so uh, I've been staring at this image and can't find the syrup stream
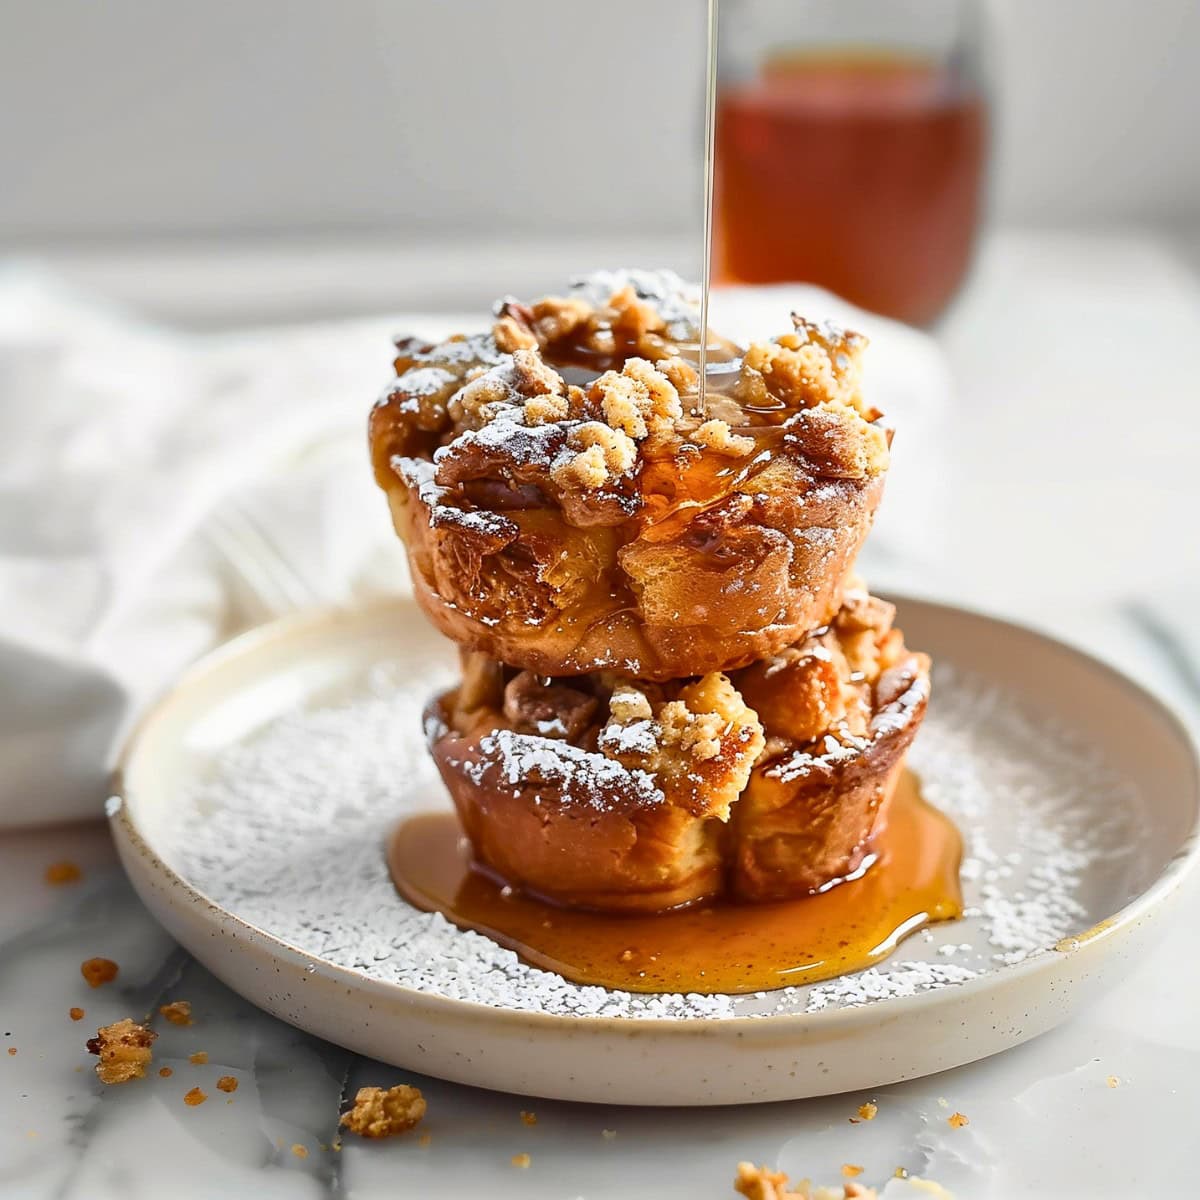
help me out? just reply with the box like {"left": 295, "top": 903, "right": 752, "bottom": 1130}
{"left": 696, "top": 0, "right": 720, "bottom": 417}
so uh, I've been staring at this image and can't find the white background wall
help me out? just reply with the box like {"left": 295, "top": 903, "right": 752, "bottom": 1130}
{"left": 2, "top": 0, "right": 1197, "bottom": 247}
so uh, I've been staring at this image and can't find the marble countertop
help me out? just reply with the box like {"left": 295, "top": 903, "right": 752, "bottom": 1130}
{"left": 4, "top": 229, "right": 1200, "bottom": 1198}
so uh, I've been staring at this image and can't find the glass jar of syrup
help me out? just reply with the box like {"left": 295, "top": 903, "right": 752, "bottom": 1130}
{"left": 714, "top": 0, "right": 990, "bottom": 325}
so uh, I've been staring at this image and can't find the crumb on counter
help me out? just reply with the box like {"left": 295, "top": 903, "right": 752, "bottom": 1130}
{"left": 86, "top": 1018, "right": 157, "bottom": 1084}
{"left": 216, "top": 1075, "right": 238, "bottom": 1093}
{"left": 292, "top": 1144, "right": 308, "bottom": 1159}
{"left": 601, "top": 1128, "right": 617, "bottom": 1140}
{"left": 184, "top": 1086, "right": 207, "bottom": 1106}
{"left": 69, "top": 1007, "right": 85, "bottom": 1022}
{"left": 734, "top": 1161, "right": 879, "bottom": 1200}
{"left": 80, "top": 958, "right": 119, "bottom": 988}
{"left": 842, "top": 1164, "right": 863, "bottom": 1178}
{"left": 511, "top": 1153, "right": 531, "bottom": 1169}
{"left": 45, "top": 861, "right": 82, "bottom": 885}
{"left": 339, "top": 1084, "right": 427, "bottom": 1139}
{"left": 188, "top": 1051, "right": 208, "bottom": 1065}
{"left": 856, "top": 1102, "right": 877, "bottom": 1121}
{"left": 1106, "top": 1075, "right": 1120, "bottom": 1089}
{"left": 7, "top": 1047, "right": 16, "bottom": 1056}
{"left": 947, "top": 1111, "right": 969, "bottom": 1129}
{"left": 159, "top": 1066, "right": 173, "bottom": 1078}
{"left": 159, "top": 1000, "right": 193, "bottom": 1026}
{"left": 520, "top": 1110, "right": 537, "bottom": 1126}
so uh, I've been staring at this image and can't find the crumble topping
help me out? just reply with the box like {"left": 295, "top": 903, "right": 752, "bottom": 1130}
{"left": 340, "top": 1084, "right": 427, "bottom": 1138}
{"left": 550, "top": 420, "right": 637, "bottom": 489}
{"left": 592, "top": 356, "right": 683, "bottom": 439}
{"left": 80, "top": 958, "right": 118, "bottom": 988}
{"left": 86, "top": 1018, "right": 156, "bottom": 1084}
{"left": 692, "top": 418, "right": 755, "bottom": 456}
{"left": 742, "top": 316, "right": 871, "bottom": 416}
{"left": 598, "top": 672, "right": 765, "bottom": 818}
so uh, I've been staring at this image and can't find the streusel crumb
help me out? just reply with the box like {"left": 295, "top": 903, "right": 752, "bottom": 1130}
{"left": 523, "top": 391, "right": 571, "bottom": 426}
{"left": 602, "top": 672, "right": 765, "bottom": 818}
{"left": 551, "top": 421, "right": 637, "bottom": 489}
{"left": 80, "top": 958, "right": 119, "bottom": 988}
{"left": 692, "top": 419, "right": 754, "bottom": 456}
{"left": 510, "top": 348, "right": 564, "bottom": 398}
{"left": 658, "top": 700, "right": 726, "bottom": 762}
{"left": 590, "top": 357, "right": 682, "bottom": 440}
{"left": 492, "top": 314, "right": 539, "bottom": 353}
{"left": 44, "top": 861, "right": 82, "bottom": 885}
{"left": 340, "top": 1084, "right": 427, "bottom": 1139}
{"left": 607, "top": 685, "right": 653, "bottom": 724}
{"left": 734, "top": 1161, "right": 877, "bottom": 1200}
{"left": 159, "top": 1000, "right": 193, "bottom": 1026}
{"left": 184, "top": 1087, "right": 207, "bottom": 1106}
{"left": 86, "top": 1018, "right": 157, "bottom": 1084}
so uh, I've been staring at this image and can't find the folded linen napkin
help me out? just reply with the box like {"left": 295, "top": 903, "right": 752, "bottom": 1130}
{"left": 0, "top": 270, "right": 951, "bottom": 827}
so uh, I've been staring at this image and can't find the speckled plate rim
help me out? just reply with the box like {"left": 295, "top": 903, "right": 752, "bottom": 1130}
{"left": 108, "top": 596, "right": 1200, "bottom": 1103}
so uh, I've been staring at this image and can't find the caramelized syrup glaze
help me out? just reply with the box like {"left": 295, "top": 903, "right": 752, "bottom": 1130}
{"left": 387, "top": 770, "right": 962, "bottom": 995}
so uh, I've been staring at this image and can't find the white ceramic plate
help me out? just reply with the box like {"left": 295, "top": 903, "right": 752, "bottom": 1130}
{"left": 110, "top": 597, "right": 1199, "bottom": 1106}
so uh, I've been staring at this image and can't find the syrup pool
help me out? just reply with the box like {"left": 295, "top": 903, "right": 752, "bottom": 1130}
{"left": 387, "top": 771, "right": 962, "bottom": 995}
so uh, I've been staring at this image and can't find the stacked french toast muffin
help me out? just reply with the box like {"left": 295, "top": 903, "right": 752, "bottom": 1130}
{"left": 370, "top": 272, "right": 930, "bottom": 912}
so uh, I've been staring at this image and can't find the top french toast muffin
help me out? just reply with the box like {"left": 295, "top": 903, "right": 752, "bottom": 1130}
{"left": 369, "top": 271, "right": 890, "bottom": 681}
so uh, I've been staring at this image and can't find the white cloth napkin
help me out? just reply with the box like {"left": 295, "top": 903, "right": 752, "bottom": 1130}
{"left": 0, "top": 270, "right": 952, "bottom": 828}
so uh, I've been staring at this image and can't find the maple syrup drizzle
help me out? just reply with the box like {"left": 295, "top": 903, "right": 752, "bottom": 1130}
{"left": 387, "top": 771, "right": 962, "bottom": 996}
{"left": 697, "top": 0, "right": 720, "bottom": 418}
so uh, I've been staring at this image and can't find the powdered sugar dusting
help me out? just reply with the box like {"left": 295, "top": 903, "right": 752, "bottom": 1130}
{"left": 460, "top": 728, "right": 664, "bottom": 811}
{"left": 167, "top": 659, "right": 1145, "bottom": 1021}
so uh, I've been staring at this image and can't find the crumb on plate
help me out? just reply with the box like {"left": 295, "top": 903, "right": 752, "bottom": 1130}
{"left": 184, "top": 1087, "right": 207, "bottom": 1106}
{"left": 217, "top": 1075, "right": 238, "bottom": 1093}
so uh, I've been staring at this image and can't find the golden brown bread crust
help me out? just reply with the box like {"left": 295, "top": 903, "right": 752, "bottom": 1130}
{"left": 425, "top": 587, "right": 929, "bottom": 911}
{"left": 371, "top": 275, "right": 890, "bottom": 681}
{"left": 730, "top": 653, "right": 930, "bottom": 901}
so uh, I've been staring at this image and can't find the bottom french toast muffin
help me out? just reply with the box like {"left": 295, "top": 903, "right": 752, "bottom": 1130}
{"left": 425, "top": 584, "right": 930, "bottom": 912}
